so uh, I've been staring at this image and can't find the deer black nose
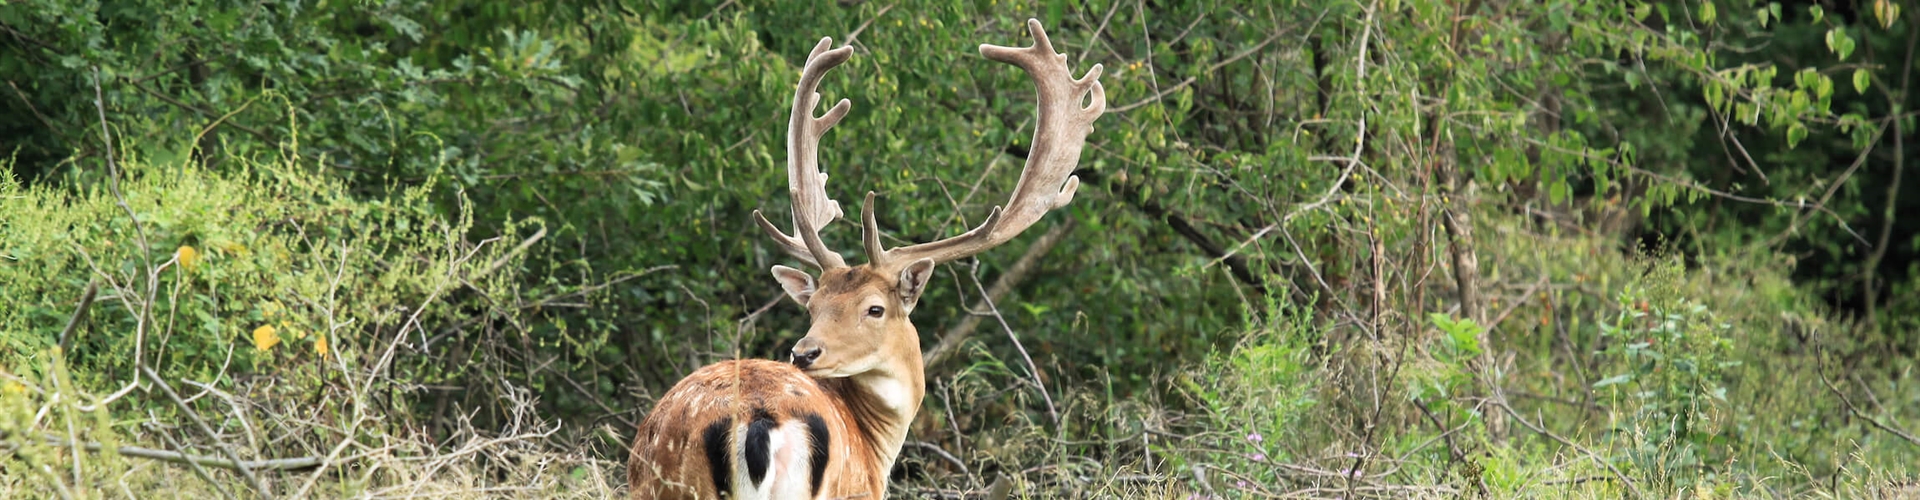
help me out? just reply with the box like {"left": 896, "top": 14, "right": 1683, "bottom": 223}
{"left": 791, "top": 347, "right": 823, "bottom": 368}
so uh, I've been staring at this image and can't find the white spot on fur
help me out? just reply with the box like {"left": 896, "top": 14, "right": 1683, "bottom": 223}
{"left": 860, "top": 374, "right": 915, "bottom": 416}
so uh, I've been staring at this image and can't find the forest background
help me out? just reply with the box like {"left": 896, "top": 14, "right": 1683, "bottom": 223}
{"left": 2, "top": 0, "right": 1919, "bottom": 497}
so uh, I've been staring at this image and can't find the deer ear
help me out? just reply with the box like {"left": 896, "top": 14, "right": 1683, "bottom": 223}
{"left": 771, "top": 265, "right": 817, "bottom": 306}
{"left": 896, "top": 259, "right": 937, "bottom": 312}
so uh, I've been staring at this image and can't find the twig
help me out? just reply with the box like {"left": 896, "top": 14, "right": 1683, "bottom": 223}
{"left": 1078, "top": 167, "right": 1270, "bottom": 295}
{"left": 91, "top": 67, "right": 155, "bottom": 370}
{"left": 37, "top": 463, "right": 77, "bottom": 500}
{"left": 1863, "top": 21, "right": 1917, "bottom": 326}
{"left": 1820, "top": 373, "right": 1920, "bottom": 446}
{"left": 8, "top": 80, "right": 68, "bottom": 147}
{"left": 1077, "top": 0, "right": 1123, "bottom": 65}
{"left": 57, "top": 282, "right": 98, "bottom": 354}
{"left": 925, "top": 219, "right": 1076, "bottom": 369}
{"left": 1484, "top": 275, "right": 1549, "bottom": 335}
{"left": 906, "top": 441, "right": 973, "bottom": 482}
{"left": 1109, "top": 77, "right": 1196, "bottom": 113}
{"left": 142, "top": 367, "right": 273, "bottom": 499}
{"left": 1110, "top": 31, "right": 1284, "bottom": 114}
{"left": 1190, "top": 465, "right": 1219, "bottom": 498}
{"left": 122, "top": 77, "right": 274, "bottom": 144}
{"left": 1490, "top": 393, "right": 1640, "bottom": 498}
{"left": 143, "top": 423, "right": 236, "bottom": 500}
{"left": 963, "top": 259, "right": 1059, "bottom": 431}
{"left": 1545, "top": 476, "right": 1617, "bottom": 486}
{"left": 474, "top": 226, "right": 546, "bottom": 280}
{"left": 428, "top": 264, "right": 679, "bottom": 347}
{"left": 844, "top": 4, "right": 897, "bottom": 48}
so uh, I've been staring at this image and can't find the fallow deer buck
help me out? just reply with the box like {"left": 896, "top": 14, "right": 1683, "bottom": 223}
{"left": 627, "top": 19, "right": 1104, "bottom": 500}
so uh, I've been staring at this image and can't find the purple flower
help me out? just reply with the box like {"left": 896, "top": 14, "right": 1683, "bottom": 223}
{"left": 1236, "top": 480, "right": 1249, "bottom": 488}
{"left": 1246, "top": 432, "right": 1264, "bottom": 443}
{"left": 1251, "top": 452, "right": 1266, "bottom": 462}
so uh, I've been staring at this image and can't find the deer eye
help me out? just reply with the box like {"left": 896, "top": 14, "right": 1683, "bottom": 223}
{"left": 866, "top": 306, "right": 885, "bottom": 318}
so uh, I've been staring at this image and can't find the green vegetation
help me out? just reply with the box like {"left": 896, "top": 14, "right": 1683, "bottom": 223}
{"left": 2, "top": 0, "right": 1917, "bottom": 497}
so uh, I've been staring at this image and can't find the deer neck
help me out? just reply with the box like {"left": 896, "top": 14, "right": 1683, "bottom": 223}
{"left": 842, "top": 328, "right": 924, "bottom": 474}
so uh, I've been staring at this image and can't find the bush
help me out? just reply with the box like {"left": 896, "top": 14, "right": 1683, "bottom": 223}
{"left": 0, "top": 153, "right": 622, "bottom": 496}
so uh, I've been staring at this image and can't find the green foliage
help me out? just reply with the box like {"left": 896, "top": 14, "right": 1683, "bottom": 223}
{"left": 1172, "top": 300, "right": 1321, "bottom": 493}
{"left": 1, "top": 157, "right": 457, "bottom": 379}
{"left": 4, "top": 0, "right": 1920, "bottom": 497}
{"left": 1429, "top": 313, "right": 1484, "bottom": 359}
{"left": 1591, "top": 261, "right": 1740, "bottom": 489}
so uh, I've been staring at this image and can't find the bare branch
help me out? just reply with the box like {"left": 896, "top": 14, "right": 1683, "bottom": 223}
{"left": 142, "top": 366, "right": 273, "bottom": 499}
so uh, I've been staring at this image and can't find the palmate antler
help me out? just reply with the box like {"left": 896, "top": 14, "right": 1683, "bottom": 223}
{"left": 754, "top": 37, "right": 855, "bottom": 270}
{"left": 864, "top": 20, "right": 1105, "bottom": 271}
{"left": 759, "top": 20, "right": 1105, "bottom": 272}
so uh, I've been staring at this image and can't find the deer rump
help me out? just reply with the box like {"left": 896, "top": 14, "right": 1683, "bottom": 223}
{"left": 628, "top": 360, "right": 844, "bottom": 500}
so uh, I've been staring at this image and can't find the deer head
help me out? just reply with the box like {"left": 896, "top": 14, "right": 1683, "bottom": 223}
{"left": 755, "top": 19, "right": 1105, "bottom": 382}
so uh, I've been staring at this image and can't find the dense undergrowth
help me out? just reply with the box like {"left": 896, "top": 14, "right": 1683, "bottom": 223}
{"left": 6, "top": 0, "right": 1920, "bottom": 498}
{"left": 4, "top": 148, "right": 1919, "bottom": 498}
{"left": 886, "top": 209, "right": 1920, "bottom": 498}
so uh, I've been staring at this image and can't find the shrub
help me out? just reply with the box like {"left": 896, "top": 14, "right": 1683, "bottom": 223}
{"left": 0, "top": 153, "right": 606, "bottom": 495}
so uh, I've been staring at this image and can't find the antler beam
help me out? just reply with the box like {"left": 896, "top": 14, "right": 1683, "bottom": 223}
{"left": 755, "top": 37, "right": 854, "bottom": 270}
{"left": 865, "top": 19, "right": 1105, "bottom": 270}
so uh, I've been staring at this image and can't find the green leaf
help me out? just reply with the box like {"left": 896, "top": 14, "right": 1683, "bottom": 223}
{"left": 1827, "top": 28, "right": 1856, "bottom": 60}
{"left": 1854, "top": 69, "right": 1871, "bottom": 93}
{"left": 1701, "top": 1, "right": 1716, "bottom": 24}
{"left": 1786, "top": 122, "right": 1808, "bottom": 148}
{"left": 1429, "top": 312, "right": 1460, "bottom": 332}
{"left": 1809, "top": 5, "right": 1825, "bottom": 23}
{"left": 1593, "top": 374, "right": 1634, "bottom": 388}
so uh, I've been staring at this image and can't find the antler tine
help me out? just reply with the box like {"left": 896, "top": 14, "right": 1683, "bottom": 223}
{"left": 757, "top": 37, "right": 855, "bottom": 270}
{"left": 866, "top": 19, "right": 1103, "bottom": 269}
{"left": 861, "top": 192, "right": 886, "bottom": 264}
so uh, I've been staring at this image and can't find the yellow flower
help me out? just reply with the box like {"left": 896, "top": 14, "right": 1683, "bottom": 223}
{"left": 177, "top": 246, "right": 198, "bottom": 272}
{"left": 252, "top": 325, "right": 280, "bottom": 352}
{"left": 3, "top": 382, "right": 25, "bottom": 395}
{"left": 315, "top": 333, "right": 329, "bottom": 357}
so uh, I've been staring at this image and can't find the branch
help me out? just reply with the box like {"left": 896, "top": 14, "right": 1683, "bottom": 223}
{"left": 1073, "top": 167, "right": 1270, "bottom": 295}
{"left": 142, "top": 367, "right": 273, "bottom": 499}
{"left": 1, "top": 431, "right": 328, "bottom": 471}
{"left": 925, "top": 219, "right": 1075, "bottom": 369}
{"left": 1490, "top": 394, "right": 1641, "bottom": 498}
{"left": 905, "top": 441, "right": 973, "bottom": 482}
{"left": 1109, "top": 30, "right": 1284, "bottom": 114}
{"left": 975, "top": 270, "right": 1059, "bottom": 430}
{"left": 1862, "top": 19, "right": 1917, "bottom": 327}
{"left": 475, "top": 226, "right": 546, "bottom": 279}
{"left": 57, "top": 282, "right": 97, "bottom": 354}
{"left": 122, "top": 77, "right": 274, "bottom": 145}
{"left": 1821, "top": 373, "right": 1920, "bottom": 446}
{"left": 146, "top": 423, "right": 236, "bottom": 500}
